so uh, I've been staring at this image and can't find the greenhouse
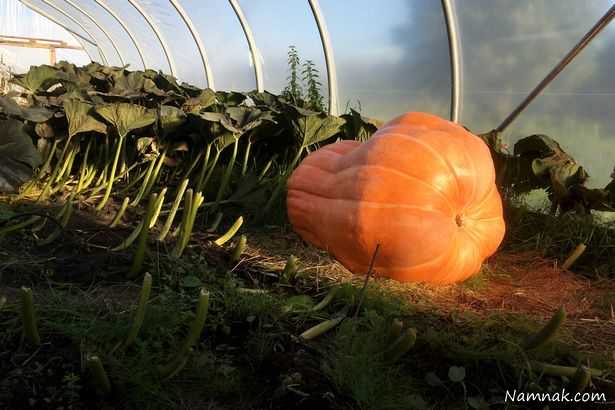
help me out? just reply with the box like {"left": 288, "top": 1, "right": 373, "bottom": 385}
{"left": 1, "top": 0, "right": 615, "bottom": 408}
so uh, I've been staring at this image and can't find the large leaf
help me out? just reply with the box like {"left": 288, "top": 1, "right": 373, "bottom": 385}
{"left": 0, "top": 119, "right": 42, "bottom": 192}
{"left": 64, "top": 99, "right": 107, "bottom": 138}
{"left": 95, "top": 103, "right": 156, "bottom": 137}
{"left": 10, "top": 65, "right": 60, "bottom": 93}
{"left": 341, "top": 108, "right": 380, "bottom": 142}
{"left": 514, "top": 134, "right": 563, "bottom": 158}
{"left": 213, "top": 132, "right": 238, "bottom": 151}
{"left": 183, "top": 89, "right": 216, "bottom": 113}
{"left": 226, "top": 106, "right": 275, "bottom": 134}
{"left": 294, "top": 114, "right": 345, "bottom": 148}
{"left": 159, "top": 105, "right": 186, "bottom": 136}
{"left": 0, "top": 96, "right": 54, "bottom": 123}
{"left": 0, "top": 120, "right": 41, "bottom": 169}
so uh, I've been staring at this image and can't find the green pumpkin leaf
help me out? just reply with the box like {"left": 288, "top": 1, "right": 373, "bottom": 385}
{"left": 340, "top": 108, "right": 380, "bottom": 142}
{"left": 95, "top": 102, "right": 156, "bottom": 138}
{"left": 159, "top": 105, "right": 186, "bottom": 135}
{"left": 213, "top": 132, "right": 237, "bottom": 151}
{"left": 0, "top": 119, "right": 42, "bottom": 169}
{"left": 0, "top": 96, "right": 54, "bottom": 123}
{"left": 514, "top": 134, "right": 563, "bottom": 158}
{"left": 35, "top": 122, "right": 55, "bottom": 139}
{"left": 296, "top": 114, "right": 345, "bottom": 148}
{"left": 10, "top": 65, "right": 60, "bottom": 93}
{"left": 0, "top": 119, "right": 41, "bottom": 192}
{"left": 63, "top": 99, "right": 107, "bottom": 138}
{"left": 183, "top": 89, "right": 216, "bottom": 113}
{"left": 226, "top": 106, "right": 275, "bottom": 134}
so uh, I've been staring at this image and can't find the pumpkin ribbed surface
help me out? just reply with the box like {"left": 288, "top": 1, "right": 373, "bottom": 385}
{"left": 286, "top": 112, "right": 505, "bottom": 284}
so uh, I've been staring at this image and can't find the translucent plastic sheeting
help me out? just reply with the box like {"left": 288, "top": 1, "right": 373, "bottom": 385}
{"left": 238, "top": 0, "right": 329, "bottom": 105}
{"left": 94, "top": 0, "right": 172, "bottom": 74}
{"left": 136, "top": 0, "right": 208, "bottom": 88}
{"left": 1, "top": 0, "right": 91, "bottom": 70}
{"left": 176, "top": 0, "right": 254, "bottom": 91}
{"left": 320, "top": 0, "right": 450, "bottom": 122}
{"left": 457, "top": 0, "right": 615, "bottom": 186}
{"left": 27, "top": 0, "right": 120, "bottom": 66}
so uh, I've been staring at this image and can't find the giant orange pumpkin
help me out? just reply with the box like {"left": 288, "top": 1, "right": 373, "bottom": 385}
{"left": 287, "top": 112, "right": 505, "bottom": 284}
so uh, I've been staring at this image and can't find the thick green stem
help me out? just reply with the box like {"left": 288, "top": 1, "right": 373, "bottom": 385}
{"left": 241, "top": 139, "right": 252, "bottom": 177}
{"left": 38, "top": 192, "right": 75, "bottom": 245}
{"left": 0, "top": 216, "right": 40, "bottom": 239}
{"left": 258, "top": 155, "right": 276, "bottom": 182}
{"left": 213, "top": 216, "right": 243, "bottom": 246}
{"left": 129, "top": 193, "right": 158, "bottom": 278}
{"left": 312, "top": 286, "right": 339, "bottom": 312}
{"left": 38, "top": 135, "right": 73, "bottom": 201}
{"left": 195, "top": 144, "right": 212, "bottom": 193}
{"left": 184, "top": 151, "right": 203, "bottom": 181}
{"left": 158, "top": 289, "right": 209, "bottom": 379}
{"left": 281, "top": 255, "right": 299, "bottom": 283}
{"left": 86, "top": 355, "right": 112, "bottom": 395}
{"left": 215, "top": 138, "right": 239, "bottom": 204}
{"left": 261, "top": 174, "right": 286, "bottom": 218}
{"left": 19, "top": 287, "right": 41, "bottom": 346}
{"left": 523, "top": 307, "right": 566, "bottom": 350}
{"left": 123, "top": 272, "right": 152, "bottom": 348}
{"left": 231, "top": 235, "right": 247, "bottom": 264}
{"left": 110, "top": 197, "right": 131, "bottom": 228}
{"left": 207, "top": 211, "right": 223, "bottom": 232}
{"left": 149, "top": 188, "right": 167, "bottom": 229}
{"left": 130, "top": 157, "right": 157, "bottom": 206}
{"left": 76, "top": 139, "right": 93, "bottom": 193}
{"left": 158, "top": 178, "right": 189, "bottom": 241}
{"left": 36, "top": 138, "right": 59, "bottom": 179}
{"left": 383, "top": 328, "right": 417, "bottom": 363}
{"left": 112, "top": 221, "right": 143, "bottom": 251}
{"left": 140, "top": 150, "right": 167, "bottom": 204}
{"left": 300, "top": 309, "right": 347, "bottom": 340}
{"left": 96, "top": 133, "right": 126, "bottom": 211}
{"left": 197, "top": 149, "right": 220, "bottom": 194}
{"left": 530, "top": 361, "right": 602, "bottom": 378}
{"left": 173, "top": 192, "right": 204, "bottom": 257}
{"left": 54, "top": 141, "right": 78, "bottom": 184}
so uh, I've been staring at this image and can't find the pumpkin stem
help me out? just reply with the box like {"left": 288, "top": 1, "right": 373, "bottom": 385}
{"left": 455, "top": 214, "right": 464, "bottom": 227}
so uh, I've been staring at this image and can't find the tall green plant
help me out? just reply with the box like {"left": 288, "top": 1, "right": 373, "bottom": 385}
{"left": 283, "top": 45, "right": 302, "bottom": 103}
{"left": 302, "top": 60, "right": 324, "bottom": 112}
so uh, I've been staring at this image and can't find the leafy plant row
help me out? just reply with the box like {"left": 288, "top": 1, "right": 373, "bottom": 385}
{"left": 479, "top": 130, "right": 615, "bottom": 216}
{"left": 0, "top": 61, "right": 380, "bottom": 268}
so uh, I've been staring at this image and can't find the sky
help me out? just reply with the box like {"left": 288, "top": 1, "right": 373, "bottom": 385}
{"left": 1, "top": 0, "right": 614, "bottom": 185}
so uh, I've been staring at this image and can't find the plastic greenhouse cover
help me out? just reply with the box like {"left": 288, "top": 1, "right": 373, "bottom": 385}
{"left": 1, "top": 0, "right": 614, "bottom": 185}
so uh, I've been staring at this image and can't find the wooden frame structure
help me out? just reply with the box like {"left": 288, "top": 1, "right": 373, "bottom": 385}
{"left": 0, "top": 34, "right": 83, "bottom": 65}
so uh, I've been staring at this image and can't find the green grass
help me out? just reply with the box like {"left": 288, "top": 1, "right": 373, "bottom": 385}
{"left": 2, "top": 199, "right": 615, "bottom": 409}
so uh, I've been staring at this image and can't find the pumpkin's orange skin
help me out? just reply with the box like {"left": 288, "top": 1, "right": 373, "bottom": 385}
{"left": 287, "top": 112, "right": 505, "bottom": 284}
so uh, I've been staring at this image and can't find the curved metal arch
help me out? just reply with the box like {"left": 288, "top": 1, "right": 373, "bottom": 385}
{"left": 441, "top": 0, "right": 461, "bottom": 123}
{"left": 19, "top": 0, "right": 95, "bottom": 63}
{"left": 61, "top": 0, "right": 125, "bottom": 66}
{"left": 93, "top": 0, "right": 147, "bottom": 70}
{"left": 307, "top": 0, "right": 339, "bottom": 116}
{"left": 169, "top": 0, "right": 214, "bottom": 89}
{"left": 127, "top": 0, "right": 176, "bottom": 77}
{"left": 228, "top": 0, "right": 263, "bottom": 92}
{"left": 37, "top": 0, "right": 108, "bottom": 65}
{"left": 19, "top": 0, "right": 98, "bottom": 52}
